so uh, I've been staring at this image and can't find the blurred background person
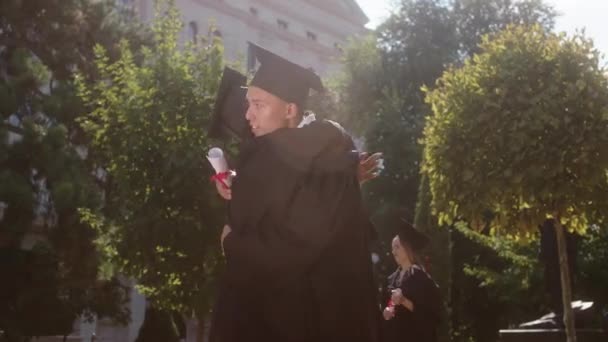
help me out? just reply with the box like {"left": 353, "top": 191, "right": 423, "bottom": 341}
{"left": 382, "top": 220, "right": 441, "bottom": 342}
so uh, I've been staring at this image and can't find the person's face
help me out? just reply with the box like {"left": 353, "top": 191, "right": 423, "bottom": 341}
{"left": 245, "top": 86, "right": 297, "bottom": 137}
{"left": 391, "top": 236, "right": 411, "bottom": 267}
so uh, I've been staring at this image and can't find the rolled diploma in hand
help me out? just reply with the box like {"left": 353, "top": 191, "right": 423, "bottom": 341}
{"left": 207, "top": 147, "right": 234, "bottom": 188}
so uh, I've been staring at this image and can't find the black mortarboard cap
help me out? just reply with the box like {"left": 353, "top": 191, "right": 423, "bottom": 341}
{"left": 249, "top": 43, "right": 324, "bottom": 108}
{"left": 397, "top": 219, "right": 430, "bottom": 251}
{"left": 209, "top": 67, "right": 252, "bottom": 141}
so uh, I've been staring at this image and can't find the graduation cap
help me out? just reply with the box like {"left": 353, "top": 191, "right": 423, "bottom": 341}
{"left": 208, "top": 67, "right": 252, "bottom": 141}
{"left": 397, "top": 219, "right": 430, "bottom": 251}
{"left": 249, "top": 43, "right": 324, "bottom": 108}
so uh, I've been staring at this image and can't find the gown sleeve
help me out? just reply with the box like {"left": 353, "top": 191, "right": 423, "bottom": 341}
{"left": 402, "top": 269, "right": 441, "bottom": 324}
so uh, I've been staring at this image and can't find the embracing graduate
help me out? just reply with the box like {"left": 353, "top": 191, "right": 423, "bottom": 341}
{"left": 207, "top": 44, "right": 381, "bottom": 342}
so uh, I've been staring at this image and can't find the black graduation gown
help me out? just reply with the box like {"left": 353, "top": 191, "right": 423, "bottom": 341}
{"left": 382, "top": 265, "right": 440, "bottom": 342}
{"left": 209, "top": 120, "right": 379, "bottom": 342}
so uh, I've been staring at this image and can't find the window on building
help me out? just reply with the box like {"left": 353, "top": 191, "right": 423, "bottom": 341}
{"left": 250, "top": 7, "right": 258, "bottom": 16}
{"left": 306, "top": 31, "right": 317, "bottom": 41}
{"left": 277, "top": 19, "right": 289, "bottom": 30}
{"left": 188, "top": 21, "right": 198, "bottom": 43}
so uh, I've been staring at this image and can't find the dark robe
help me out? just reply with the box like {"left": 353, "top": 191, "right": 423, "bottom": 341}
{"left": 382, "top": 265, "right": 440, "bottom": 342}
{"left": 210, "top": 120, "right": 379, "bottom": 342}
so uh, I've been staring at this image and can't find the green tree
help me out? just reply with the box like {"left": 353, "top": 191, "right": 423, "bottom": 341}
{"left": 423, "top": 25, "right": 608, "bottom": 342}
{"left": 366, "top": 0, "right": 458, "bottom": 223}
{"left": 578, "top": 224, "right": 608, "bottom": 320}
{"left": 328, "top": 35, "right": 384, "bottom": 136}
{"left": 77, "top": 0, "right": 226, "bottom": 328}
{"left": 0, "top": 0, "right": 147, "bottom": 339}
{"left": 453, "top": 0, "right": 557, "bottom": 56}
{"left": 334, "top": 0, "right": 556, "bottom": 226}
{"left": 332, "top": 2, "right": 557, "bottom": 341}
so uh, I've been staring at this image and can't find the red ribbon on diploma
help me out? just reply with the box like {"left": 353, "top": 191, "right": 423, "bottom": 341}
{"left": 210, "top": 171, "right": 232, "bottom": 189}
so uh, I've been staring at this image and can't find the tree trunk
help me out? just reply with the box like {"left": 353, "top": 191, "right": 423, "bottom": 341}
{"left": 554, "top": 220, "right": 576, "bottom": 342}
{"left": 196, "top": 317, "right": 205, "bottom": 342}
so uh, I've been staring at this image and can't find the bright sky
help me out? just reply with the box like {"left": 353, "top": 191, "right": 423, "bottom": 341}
{"left": 356, "top": 0, "right": 608, "bottom": 61}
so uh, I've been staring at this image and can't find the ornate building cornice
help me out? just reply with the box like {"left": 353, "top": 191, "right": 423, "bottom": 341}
{"left": 301, "top": 0, "right": 368, "bottom": 26}
{"left": 194, "top": 0, "right": 342, "bottom": 58}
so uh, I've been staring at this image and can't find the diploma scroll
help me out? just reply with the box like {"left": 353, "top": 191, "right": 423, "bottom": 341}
{"left": 207, "top": 147, "right": 235, "bottom": 188}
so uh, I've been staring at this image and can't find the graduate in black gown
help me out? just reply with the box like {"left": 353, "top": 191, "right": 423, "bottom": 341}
{"left": 381, "top": 220, "right": 441, "bottom": 342}
{"left": 209, "top": 44, "right": 379, "bottom": 342}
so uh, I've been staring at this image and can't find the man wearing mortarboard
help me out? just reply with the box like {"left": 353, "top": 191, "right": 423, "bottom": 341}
{"left": 208, "top": 44, "right": 380, "bottom": 342}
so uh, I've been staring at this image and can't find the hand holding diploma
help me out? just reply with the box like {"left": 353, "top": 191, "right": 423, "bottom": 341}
{"left": 391, "top": 288, "right": 414, "bottom": 312}
{"left": 207, "top": 147, "right": 235, "bottom": 200}
{"left": 383, "top": 306, "right": 395, "bottom": 320}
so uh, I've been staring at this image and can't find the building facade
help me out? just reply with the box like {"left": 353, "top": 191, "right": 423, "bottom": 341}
{"left": 129, "top": 0, "right": 369, "bottom": 75}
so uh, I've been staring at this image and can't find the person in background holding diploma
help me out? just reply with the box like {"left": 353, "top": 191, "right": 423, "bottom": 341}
{"left": 208, "top": 44, "right": 380, "bottom": 342}
{"left": 382, "top": 219, "right": 441, "bottom": 342}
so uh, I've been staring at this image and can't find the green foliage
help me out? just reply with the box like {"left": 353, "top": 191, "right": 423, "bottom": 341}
{"left": 331, "top": 2, "right": 561, "bottom": 341}
{"left": 0, "top": 245, "right": 130, "bottom": 340}
{"left": 453, "top": 0, "right": 557, "bottom": 56}
{"left": 77, "top": 0, "right": 226, "bottom": 317}
{"left": 329, "top": 35, "right": 384, "bottom": 135}
{"left": 364, "top": 0, "right": 459, "bottom": 223}
{"left": 453, "top": 222, "right": 537, "bottom": 293}
{"left": 449, "top": 224, "right": 546, "bottom": 341}
{"left": 423, "top": 24, "right": 608, "bottom": 342}
{"left": 423, "top": 25, "right": 608, "bottom": 235}
{"left": 0, "top": 0, "right": 150, "bottom": 82}
{"left": 579, "top": 224, "right": 608, "bottom": 308}
{"left": 333, "top": 0, "right": 556, "bottom": 225}
{"left": 0, "top": 0, "right": 145, "bottom": 338}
